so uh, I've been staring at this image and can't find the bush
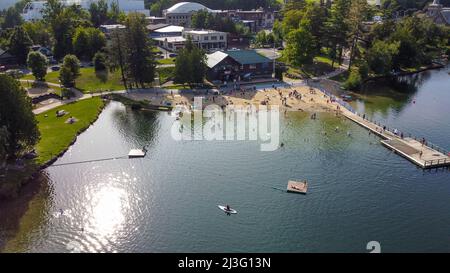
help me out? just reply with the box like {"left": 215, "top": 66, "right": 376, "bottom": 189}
{"left": 343, "top": 69, "right": 362, "bottom": 90}
{"left": 93, "top": 52, "right": 107, "bottom": 72}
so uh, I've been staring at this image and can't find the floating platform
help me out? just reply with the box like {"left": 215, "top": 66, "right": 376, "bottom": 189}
{"left": 128, "top": 149, "right": 146, "bottom": 158}
{"left": 287, "top": 180, "right": 308, "bottom": 194}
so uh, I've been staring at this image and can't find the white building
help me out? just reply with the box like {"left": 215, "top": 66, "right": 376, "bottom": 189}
{"left": 153, "top": 28, "right": 227, "bottom": 52}
{"left": 183, "top": 29, "right": 227, "bottom": 51}
{"left": 21, "top": 0, "right": 150, "bottom": 21}
{"left": 163, "top": 2, "right": 217, "bottom": 26}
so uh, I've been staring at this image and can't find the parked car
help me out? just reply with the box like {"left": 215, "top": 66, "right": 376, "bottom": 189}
{"left": 168, "top": 53, "right": 178, "bottom": 58}
{"left": 51, "top": 65, "right": 60, "bottom": 71}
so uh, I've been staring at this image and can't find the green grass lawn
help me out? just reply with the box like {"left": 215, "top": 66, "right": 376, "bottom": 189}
{"left": 23, "top": 68, "right": 125, "bottom": 93}
{"left": 157, "top": 66, "right": 174, "bottom": 84}
{"left": 157, "top": 58, "right": 175, "bottom": 65}
{"left": 282, "top": 54, "right": 337, "bottom": 79}
{"left": 35, "top": 97, "right": 105, "bottom": 165}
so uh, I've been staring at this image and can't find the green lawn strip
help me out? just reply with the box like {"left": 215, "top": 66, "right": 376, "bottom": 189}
{"left": 34, "top": 97, "right": 105, "bottom": 165}
{"left": 74, "top": 68, "right": 124, "bottom": 93}
{"left": 157, "top": 66, "right": 174, "bottom": 84}
{"left": 22, "top": 68, "right": 125, "bottom": 93}
{"left": 157, "top": 58, "right": 175, "bottom": 65}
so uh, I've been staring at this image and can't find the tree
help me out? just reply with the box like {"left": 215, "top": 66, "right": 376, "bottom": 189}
{"left": 8, "top": 26, "right": 33, "bottom": 65}
{"left": 302, "top": 3, "right": 327, "bottom": 51}
{"left": 191, "top": 9, "right": 210, "bottom": 29}
{"left": 73, "top": 27, "right": 106, "bottom": 61}
{"left": 174, "top": 38, "right": 206, "bottom": 86}
{"left": 284, "top": 19, "right": 316, "bottom": 67}
{"left": 173, "top": 48, "right": 191, "bottom": 85}
{"left": 108, "top": 0, "right": 122, "bottom": 23}
{"left": 0, "top": 74, "right": 39, "bottom": 160}
{"left": 27, "top": 51, "right": 48, "bottom": 81}
{"left": 72, "top": 27, "right": 90, "bottom": 60}
{"left": 59, "top": 54, "right": 81, "bottom": 87}
{"left": 123, "top": 13, "right": 156, "bottom": 88}
{"left": 343, "top": 68, "right": 362, "bottom": 90}
{"left": 345, "top": 0, "right": 369, "bottom": 70}
{"left": 87, "top": 28, "right": 106, "bottom": 58}
{"left": 23, "top": 21, "right": 52, "bottom": 47}
{"left": 43, "top": 0, "right": 90, "bottom": 59}
{"left": 255, "top": 30, "right": 267, "bottom": 46}
{"left": 367, "top": 40, "right": 399, "bottom": 75}
{"left": 1, "top": 6, "right": 24, "bottom": 29}
{"left": 93, "top": 52, "right": 108, "bottom": 72}
{"left": 189, "top": 45, "right": 207, "bottom": 84}
{"left": 324, "top": 0, "right": 351, "bottom": 67}
{"left": 0, "top": 126, "right": 9, "bottom": 168}
{"left": 89, "top": 0, "right": 109, "bottom": 27}
{"left": 108, "top": 29, "right": 128, "bottom": 89}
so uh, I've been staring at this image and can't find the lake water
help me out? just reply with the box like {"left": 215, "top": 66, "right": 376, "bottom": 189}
{"left": 1, "top": 66, "right": 449, "bottom": 253}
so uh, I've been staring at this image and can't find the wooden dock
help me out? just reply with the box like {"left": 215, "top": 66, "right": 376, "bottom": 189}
{"left": 337, "top": 101, "right": 450, "bottom": 169}
{"left": 287, "top": 180, "right": 308, "bottom": 194}
{"left": 128, "top": 149, "right": 147, "bottom": 158}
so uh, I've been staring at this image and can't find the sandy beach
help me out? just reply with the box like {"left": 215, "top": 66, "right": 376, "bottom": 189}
{"left": 122, "top": 85, "right": 338, "bottom": 113}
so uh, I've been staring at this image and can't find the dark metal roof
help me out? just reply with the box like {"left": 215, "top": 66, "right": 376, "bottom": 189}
{"left": 224, "top": 50, "right": 271, "bottom": 65}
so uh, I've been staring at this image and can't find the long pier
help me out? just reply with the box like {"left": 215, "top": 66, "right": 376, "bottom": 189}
{"left": 310, "top": 82, "right": 450, "bottom": 169}
{"left": 341, "top": 109, "right": 450, "bottom": 169}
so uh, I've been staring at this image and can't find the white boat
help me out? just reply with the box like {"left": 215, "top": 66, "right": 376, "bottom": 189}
{"left": 218, "top": 205, "right": 237, "bottom": 214}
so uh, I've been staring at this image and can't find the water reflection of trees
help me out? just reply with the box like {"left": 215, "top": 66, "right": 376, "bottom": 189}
{"left": 358, "top": 70, "right": 431, "bottom": 115}
{"left": 112, "top": 104, "right": 160, "bottom": 147}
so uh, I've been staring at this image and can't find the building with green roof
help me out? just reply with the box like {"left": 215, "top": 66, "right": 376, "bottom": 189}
{"left": 206, "top": 49, "right": 273, "bottom": 83}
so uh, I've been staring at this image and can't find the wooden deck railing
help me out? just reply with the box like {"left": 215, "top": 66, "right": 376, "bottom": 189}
{"left": 424, "top": 158, "right": 450, "bottom": 167}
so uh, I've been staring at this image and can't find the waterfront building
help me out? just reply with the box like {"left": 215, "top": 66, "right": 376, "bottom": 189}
{"left": 206, "top": 49, "right": 273, "bottom": 82}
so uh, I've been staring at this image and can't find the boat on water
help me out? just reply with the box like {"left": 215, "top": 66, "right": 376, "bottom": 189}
{"left": 218, "top": 205, "right": 237, "bottom": 214}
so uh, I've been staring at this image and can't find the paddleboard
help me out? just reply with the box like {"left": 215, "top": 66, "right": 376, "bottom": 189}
{"left": 218, "top": 205, "right": 237, "bottom": 214}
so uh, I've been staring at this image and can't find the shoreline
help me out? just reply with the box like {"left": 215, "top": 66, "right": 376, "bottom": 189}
{"left": 363, "top": 62, "right": 446, "bottom": 83}
{"left": 0, "top": 99, "right": 108, "bottom": 201}
{"left": 119, "top": 85, "right": 338, "bottom": 114}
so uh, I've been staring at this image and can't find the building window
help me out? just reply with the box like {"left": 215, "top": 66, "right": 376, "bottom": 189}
{"left": 204, "top": 36, "right": 208, "bottom": 41}
{"left": 219, "top": 36, "right": 223, "bottom": 40}
{"left": 249, "top": 64, "right": 257, "bottom": 69}
{"left": 211, "top": 36, "right": 217, "bottom": 40}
